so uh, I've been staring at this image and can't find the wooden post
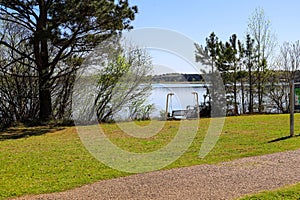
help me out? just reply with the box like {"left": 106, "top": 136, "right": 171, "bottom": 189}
{"left": 290, "top": 80, "right": 294, "bottom": 137}
{"left": 165, "top": 93, "right": 174, "bottom": 120}
{"left": 192, "top": 92, "right": 200, "bottom": 118}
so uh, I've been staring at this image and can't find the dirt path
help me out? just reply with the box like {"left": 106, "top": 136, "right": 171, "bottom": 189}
{"left": 12, "top": 149, "right": 300, "bottom": 200}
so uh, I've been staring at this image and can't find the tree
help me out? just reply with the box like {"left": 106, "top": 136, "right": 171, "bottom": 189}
{"left": 229, "top": 34, "right": 240, "bottom": 115}
{"left": 195, "top": 32, "right": 220, "bottom": 72}
{"left": 0, "top": 19, "right": 83, "bottom": 127}
{"left": 205, "top": 32, "right": 219, "bottom": 73}
{"left": 0, "top": 0, "right": 137, "bottom": 121}
{"left": 75, "top": 42, "right": 153, "bottom": 123}
{"left": 51, "top": 57, "right": 82, "bottom": 120}
{"left": 269, "top": 40, "right": 300, "bottom": 113}
{"left": 247, "top": 7, "right": 277, "bottom": 112}
{"left": 280, "top": 41, "right": 300, "bottom": 80}
{"left": 217, "top": 34, "right": 240, "bottom": 115}
{"left": 195, "top": 34, "right": 220, "bottom": 81}
{"left": 0, "top": 19, "right": 39, "bottom": 127}
{"left": 237, "top": 39, "right": 248, "bottom": 114}
{"left": 195, "top": 32, "right": 226, "bottom": 117}
{"left": 267, "top": 70, "right": 289, "bottom": 113}
{"left": 245, "top": 34, "right": 256, "bottom": 113}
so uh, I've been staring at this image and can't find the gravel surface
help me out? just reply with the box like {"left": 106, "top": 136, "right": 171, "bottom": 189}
{"left": 11, "top": 148, "right": 300, "bottom": 200}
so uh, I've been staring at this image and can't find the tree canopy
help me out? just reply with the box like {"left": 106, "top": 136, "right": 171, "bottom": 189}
{"left": 0, "top": 0, "right": 137, "bottom": 121}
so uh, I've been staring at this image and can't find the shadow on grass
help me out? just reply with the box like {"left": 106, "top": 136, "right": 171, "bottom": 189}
{"left": 268, "top": 134, "right": 300, "bottom": 143}
{"left": 0, "top": 126, "right": 64, "bottom": 140}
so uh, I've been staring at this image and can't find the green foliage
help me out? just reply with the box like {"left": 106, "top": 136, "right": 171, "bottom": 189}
{"left": 238, "top": 183, "right": 300, "bottom": 200}
{"left": 205, "top": 32, "right": 220, "bottom": 72}
{"left": 95, "top": 55, "right": 131, "bottom": 121}
{"left": 128, "top": 99, "right": 155, "bottom": 120}
{"left": 198, "top": 32, "right": 243, "bottom": 115}
{"left": 98, "top": 55, "right": 131, "bottom": 89}
{"left": 94, "top": 47, "right": 153, "bottom": 122}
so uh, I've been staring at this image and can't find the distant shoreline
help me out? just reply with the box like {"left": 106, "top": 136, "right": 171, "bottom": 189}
{"left": 152, "top": 81, "right": 205, "bottom": 84}
{"left": 151, "top": 73, "right": 204, "bottom": 83}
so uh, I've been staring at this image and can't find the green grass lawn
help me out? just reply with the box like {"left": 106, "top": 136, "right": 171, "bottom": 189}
{"left": 1, "top": 114, "right": 300, "bottom": 199}
{"left": 238, "top": 183, "right": 300, "bottom": 200}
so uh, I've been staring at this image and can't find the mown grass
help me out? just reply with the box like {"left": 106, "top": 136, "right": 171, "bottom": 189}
{"left": 238, "top": 183, "right": 300, "bottom": 199}
{"left": 1, "top": 114, "right": 300, "bottom": 199}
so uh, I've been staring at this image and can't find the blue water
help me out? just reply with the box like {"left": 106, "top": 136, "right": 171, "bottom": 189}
{"left": 147, "top": 83, "right": 207, "bottom": 117}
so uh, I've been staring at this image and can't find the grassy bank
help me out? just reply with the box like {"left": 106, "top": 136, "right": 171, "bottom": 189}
{"left": 1, "top": 114, "right": 300, "bottom": 199}
{"left": 238, "top": 183, "right": 300, "bottom": 199}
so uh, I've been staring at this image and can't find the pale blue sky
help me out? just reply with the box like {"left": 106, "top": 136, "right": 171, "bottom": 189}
{"left": 129, "top": 0, "right": 299, "bottom": 46}
{"left": 127, "top": 1, "right": 300, "bottom": 74}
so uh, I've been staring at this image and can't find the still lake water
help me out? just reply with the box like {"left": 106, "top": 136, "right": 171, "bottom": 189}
{"left": 125, "top": 83, "right": 281, "bottom": 119}
{"left": 146, "top": 83, "right": 207, "bottom": 118}
{"left": 116, "top": 83, "right": 280, "bottom": 120}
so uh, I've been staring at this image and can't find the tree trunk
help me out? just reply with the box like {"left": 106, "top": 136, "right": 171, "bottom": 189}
{"left": 36, "top": 1, "right": 52, "bottom": 121}
{"left": 39, "top": 73, "right": 52, "bottom": 121}
{"left": 257, "top": 72, "right": 262, "bottom": 113}
{"left": 233, "top": 70, "right": 238, "bottom": 115}
{"left": 249, "top": 67, "right": 253, "bottom": 113}
{"left": 241, "top": 78, "right": 245, "bottom": 114}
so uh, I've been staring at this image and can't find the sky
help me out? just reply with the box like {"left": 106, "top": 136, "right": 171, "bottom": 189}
{"left": 126, "top": 1, "right": 300, "bottom": 74}
{"left": 129, "top": 0, "right": 300, "bottom": 45}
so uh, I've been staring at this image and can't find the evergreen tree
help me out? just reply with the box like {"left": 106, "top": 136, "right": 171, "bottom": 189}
{"left": 245, "top": 34, "right": 255, "bottom": 113}
{"left": 0, "top": 0, "right": 137, "bottom": 121}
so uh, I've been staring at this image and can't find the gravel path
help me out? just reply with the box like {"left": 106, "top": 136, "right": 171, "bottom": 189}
{"left": 12, "top": 149, "right": 300, "bottom": 200}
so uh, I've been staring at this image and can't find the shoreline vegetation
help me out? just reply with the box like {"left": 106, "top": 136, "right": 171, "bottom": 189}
{"left": 151, "top": 73, "right": 204, "bottom": 83}
{"left": 1, "top": 114, "right": 300, "bottom": 199}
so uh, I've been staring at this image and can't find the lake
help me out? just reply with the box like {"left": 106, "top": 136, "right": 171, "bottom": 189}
{"left": 146, "top": 83, "right": 207, "bottom": 118}
{"left": 135, "top": 83, "right": 281, "bottom": 119}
